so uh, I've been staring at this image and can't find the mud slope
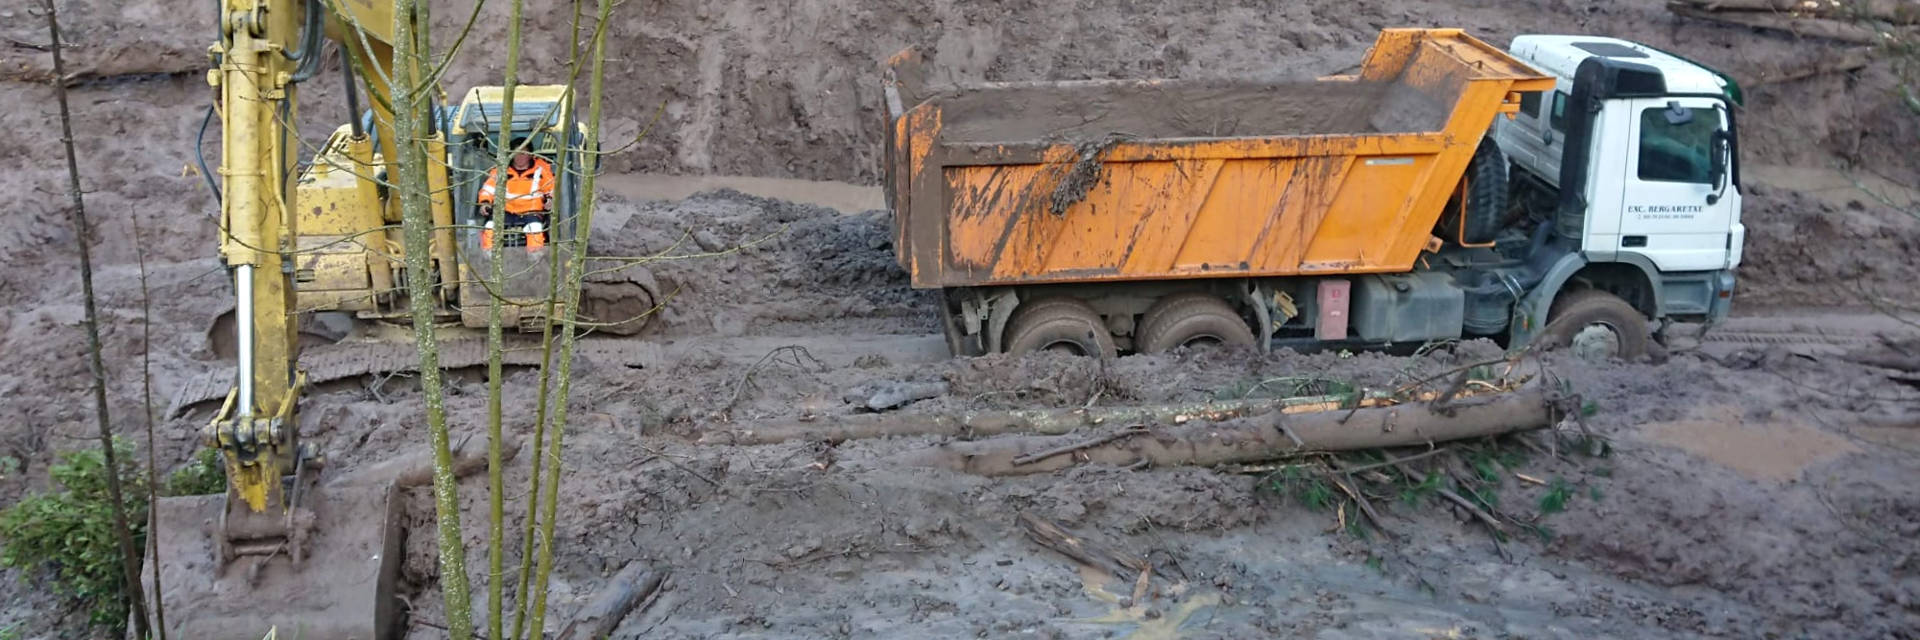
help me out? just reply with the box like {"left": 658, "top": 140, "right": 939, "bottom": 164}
{"left": 7, "top": 0, "right": 1919, "bottom": 183}
{"left": 4, "top": 0, "right": 1920, "bottom": 638}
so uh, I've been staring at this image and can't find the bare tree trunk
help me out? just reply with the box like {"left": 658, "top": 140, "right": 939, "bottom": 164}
{"left": 513, "top": 4, "right": 586, "bottom": 638}
{"left": 484, "top": 2, "right": 527, "bottom": 638}
{"left": 698, "top": 393, "right": 1411, "bottom": 445}
{"left": 42, "top": 2, "right": 151, "bottom": 637}
{"left": 391, "top": 0, "right": 472, "bottom": 637}
{"left": 1668, "top": 2, "right": 1902, "bottom": 43}
{"left": 890, "top": 385, "right": 1557, "bottom": 476}
{"left": 1670, "top": 0, "right": 1920, "bottom": 25}
{"left": 131, "top": 201, "right": 166, "bottom": 640}
{"left": 527, "top": 1, "right": 614, "bottom": 635}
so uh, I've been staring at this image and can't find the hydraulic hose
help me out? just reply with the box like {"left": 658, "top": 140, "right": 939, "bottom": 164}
{"left": 342, "top": 47, "right": 363, "bottom": 137}
{"left": 283, "top": 0, "right": 325, "bottom": 83}
{"left": 196, "top": 104, "right": 221, "bottom": 204}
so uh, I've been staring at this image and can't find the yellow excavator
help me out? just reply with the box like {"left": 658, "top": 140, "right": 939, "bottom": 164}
{"left": 147, "top": 1, "right": 652, "bottom": 637}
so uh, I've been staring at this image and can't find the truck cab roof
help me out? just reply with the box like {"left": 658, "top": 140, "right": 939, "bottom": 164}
{"left": 1508, "top": 35, "right": 1728, "bottom": 96}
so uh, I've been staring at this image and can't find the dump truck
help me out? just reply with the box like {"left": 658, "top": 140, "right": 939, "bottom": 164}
{"left": 882, "top": 29, "right": 1742, "bottom": 360}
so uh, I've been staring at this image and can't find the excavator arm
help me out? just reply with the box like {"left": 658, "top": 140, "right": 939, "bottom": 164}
{"left": 209, "top": 0, "right": 442, "bottom": 515}
{"left": 162, "top": 2, "right": 624, "bottom": 635}
{"left": 152, "top": 1, "right": 443, "bottom": 638}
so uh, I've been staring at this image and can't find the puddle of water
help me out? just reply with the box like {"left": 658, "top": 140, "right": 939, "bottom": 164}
{"left": 1072, "top": 565, "right": 1220, "bottom": 639}
{"left": 1640, "top": 406, "right": 1860, "bottom": 482}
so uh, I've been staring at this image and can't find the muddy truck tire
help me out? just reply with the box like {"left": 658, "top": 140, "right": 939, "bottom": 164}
{"left": 1539, "top": 289, "right": 1649, "bottom": 361}
{"left": 1003, "top": 297, "right": 1117, "bottom": 358}
{"left": 1440, "top": 138, "right": 1508, "bottom": 245}
{"left": 1137, "top": 293, "right": 1257, "bottom": 353}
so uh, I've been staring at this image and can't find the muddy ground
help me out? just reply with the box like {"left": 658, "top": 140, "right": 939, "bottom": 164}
{"left": 5, "top": 0, "right": 1920, "bottom": 638}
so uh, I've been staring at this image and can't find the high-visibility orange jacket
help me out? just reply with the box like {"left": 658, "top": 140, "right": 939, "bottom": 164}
{"left": 479, "top": 158, "right": 556, "bottom": 214}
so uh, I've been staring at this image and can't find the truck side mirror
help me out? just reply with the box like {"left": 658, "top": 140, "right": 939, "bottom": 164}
{"left": 1707, "top": 130, "right": 1730, "bottom": 205}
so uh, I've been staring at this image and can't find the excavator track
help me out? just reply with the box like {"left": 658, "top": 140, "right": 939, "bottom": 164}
{"left": 167, "top": 336, "right": 664, "bottom": 418}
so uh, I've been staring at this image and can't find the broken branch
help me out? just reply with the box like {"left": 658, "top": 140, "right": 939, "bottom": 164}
{"left": 1017, "top": 511, "right": 1149, "bottom": 582}
{"left": 555, "top": 562, "right": 665, "bottom": 640}
{"left": 1012, "top": 426, "right": 1149, "bottom": 466}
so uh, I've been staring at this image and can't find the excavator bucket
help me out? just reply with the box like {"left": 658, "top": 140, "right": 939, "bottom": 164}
{"left": 144, "top": 483, "right": 404, "bottom": 640}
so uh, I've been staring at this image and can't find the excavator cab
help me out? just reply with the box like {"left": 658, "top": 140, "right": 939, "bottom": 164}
{"left": 447, "top": 85, "right": 593, "bottom": 330}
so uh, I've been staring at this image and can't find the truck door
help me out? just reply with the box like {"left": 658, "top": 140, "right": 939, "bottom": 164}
{"left": 1613, "top": 97, "right": 1734, "bottom": 271}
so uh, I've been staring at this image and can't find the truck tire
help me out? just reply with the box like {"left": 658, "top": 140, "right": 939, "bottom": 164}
{"left": 1137, "top": 293, "right": 1257, "bottom": 353}
{"left": 1453, "top": 138, "right": 1507, "bottom": 245}
{"left": 1538, "top": 289, "right": 1649, "bottom": 361}
{"left": 1003, "top": 297, "right": 1117, "bottom": 358}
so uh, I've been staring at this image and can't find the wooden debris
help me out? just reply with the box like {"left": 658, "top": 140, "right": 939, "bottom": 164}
{"left": 1017, "top": 511, "right": 1150, "bottom": 582}
{"left": 1749, "top": 47, "right": 1876, "bottom": 86}
{"left": 1672, "top": 0, "right": 1920, "bottom": 25}
{"left": 701, "top": 385, "right": 1512, "bottom": 446}
{"left": 1667, "top": 1, "right": 1910, "bottom": 44}
{"left": 1011, "top": 426, "right": 1149, "bottom": 466}
{"left": 342, "top": 434, "right": 521, "bottom": 489}
{"left": 556, "top": 562, "right": 666, "bottom": 640}
{"left": 894, "top": 385, "right": 1556, "bottom": 476}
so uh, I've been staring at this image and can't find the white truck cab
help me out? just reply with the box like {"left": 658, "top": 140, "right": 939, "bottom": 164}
{"left": 1492, "top": 35, "right": 1744, "bottom": 351}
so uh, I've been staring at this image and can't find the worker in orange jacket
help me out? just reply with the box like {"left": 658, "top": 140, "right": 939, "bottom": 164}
{"left": 479, "top": 150, "right": 557, "bottom": 249}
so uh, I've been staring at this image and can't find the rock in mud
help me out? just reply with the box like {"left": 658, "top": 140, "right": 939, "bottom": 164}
{"left": 848, "top": 380, "right": 949, "bottom": 411}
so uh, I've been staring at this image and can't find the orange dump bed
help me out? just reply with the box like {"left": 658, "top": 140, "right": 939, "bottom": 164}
{"left": 882, "top": 29, "right": 1553, "bottom": 289}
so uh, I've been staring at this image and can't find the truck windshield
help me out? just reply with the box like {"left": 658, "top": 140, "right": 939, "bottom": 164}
{"left": 1638, "top": 106, "right": 1722, "bottom": 184}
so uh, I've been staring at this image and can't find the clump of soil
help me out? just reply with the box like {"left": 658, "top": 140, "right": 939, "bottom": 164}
{"left": 587, "top": 189, "right": 935, "bottom": 339}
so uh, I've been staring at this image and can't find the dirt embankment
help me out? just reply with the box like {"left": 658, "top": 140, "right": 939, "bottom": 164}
{"left": 3, "top": 0, "right": 1920, "bottom": 638}
{"left": 8, "top": 0, "right": 1920, "bottom": 183}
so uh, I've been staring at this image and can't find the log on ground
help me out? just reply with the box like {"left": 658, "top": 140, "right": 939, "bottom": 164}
{"left": 1670, "top": 0, "right": 1920, "bottom": 25}
{"left": 338, "top": 435, "right": 522, "bottom": 489}
{"left": 891, "top": 385, "right": 1556, "bottom": 476}
{"left": 557, "top": 562, "right": 666, "bottom": 640}
{"left": 1667, "top": 3, "right": 1907, "bottom": 44}
{"left": 699, "top": 392, "right": 1417, "bottom": 446}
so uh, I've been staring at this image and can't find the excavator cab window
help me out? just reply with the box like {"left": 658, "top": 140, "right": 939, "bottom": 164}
{"left": 449, "top": 124, "right": 581, "bottom": 252}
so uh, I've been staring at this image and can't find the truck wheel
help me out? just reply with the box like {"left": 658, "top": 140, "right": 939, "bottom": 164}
{"left": 1003, "top": 297, "right": 1116, "bottom": 358}
{"left": 1455, "top": 138, "right": 1507, "bottom": 245}
{"left": 1539, "top": 290, "right": 1649, "bottom": 361}
{"left": 1137, "top": 293, "right": 1257, "bottom": 353}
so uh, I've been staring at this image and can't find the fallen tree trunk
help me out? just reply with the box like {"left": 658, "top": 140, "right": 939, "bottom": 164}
{"left": 890, "top": 385, "right": 1556, "bottom": 476}
{"left": 1748, "top": 47, "right": 1877, "bottom": 86}
{"left": 340, "top": 435, "right": 523, "bottom": 489}
{"left": 700, "top": 392, "right": 1414, "bottom": 445}
{"left": 1668, "top": 3, "right": 1904, "bottom": 43}
{"left": 556, "top": 562, "right": 665, "bottom": 640}
{"left": 1671, "top": 0, "right": 1920, "bottom": 25}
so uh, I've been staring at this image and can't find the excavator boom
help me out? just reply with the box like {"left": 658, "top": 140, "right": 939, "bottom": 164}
{"left": 150, "top": 0, "right": 648, "bottom": 634}
{"left": 147, "top": 1, "right": 430, "bottom": 638}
